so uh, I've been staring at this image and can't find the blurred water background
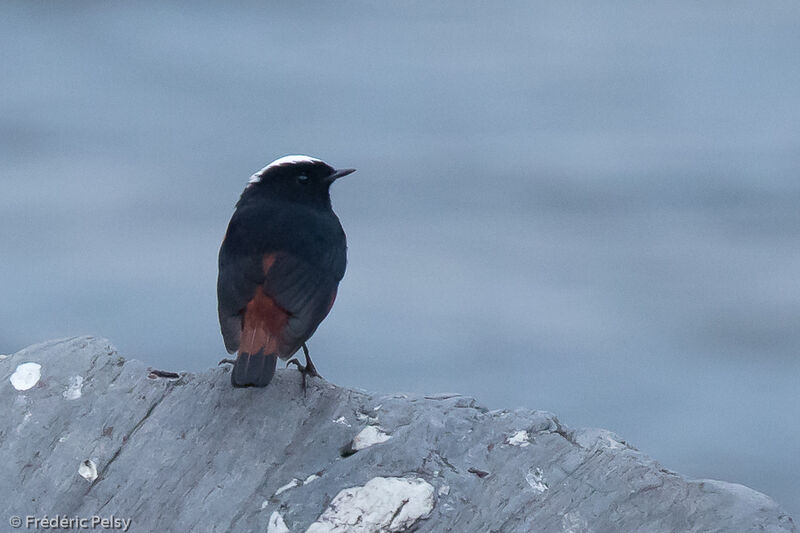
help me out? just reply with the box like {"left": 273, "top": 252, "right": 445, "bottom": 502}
{"left": 2, "top": 1, "right": 798, "bottom": 515}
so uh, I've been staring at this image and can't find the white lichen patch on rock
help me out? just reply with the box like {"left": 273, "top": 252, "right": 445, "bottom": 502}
{"left": 351, "top": 426, "right": 391, "bottom": 451}
{"left": 306, "top": 476, "right": 434, "bottom": 533}
{"left": 15, "top": 411, "right": 32, "bottom": 434}
{"left": 78, "top": 459, "right": 98, "bottom": 482}
{"left": 10, "top": 362, "right": 41, "bottom": 391}
{"left": 507, "top": 430, "right": 530, "bottom": 447}
{"left": 525, "top": 467, "right": 548, "bottom": 493}
{"left": 273, "top": 474, "right": 319, "bottom": 498}
{"left": 267, "top": 511, "right": 291, "bottom": 533}
{"left": 63, "top": 375, "right": 84, "bottom": 400}
{"left": 274, "top": 478, "right": 300, "bottom": 496}
{"left": 355, "top": 409, "right": 379, "bottom": 424}
{"left": 333, "top": 416, "right": 351, "bottom": 427}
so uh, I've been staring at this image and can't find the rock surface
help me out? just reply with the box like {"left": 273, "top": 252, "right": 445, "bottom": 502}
{"left": 0, "top": 337, "right": 795, "bottom": 533}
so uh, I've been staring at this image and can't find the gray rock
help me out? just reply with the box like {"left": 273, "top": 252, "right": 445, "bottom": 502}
{"left": 0, "top": 337, "right": 795, "bottom": 533}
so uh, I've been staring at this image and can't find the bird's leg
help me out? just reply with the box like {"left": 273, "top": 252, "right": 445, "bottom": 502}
{"left": 301, "top": 343, "right": 321, "bottom": 378}
{"left": 286, "top": 343, "right": 322, "bottom": 391}
{"left": 218, "top": 358, "right": 237, "bottom": 366}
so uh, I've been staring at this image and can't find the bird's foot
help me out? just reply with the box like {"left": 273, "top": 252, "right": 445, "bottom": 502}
{"left": 286, "top": 344, "right": 322, "bottom": 393}
{"left": 285, "top": 358, "right": 321, "bottom": 378}
{"left": 218, "top": 358, "right": 236, "bottom": 366}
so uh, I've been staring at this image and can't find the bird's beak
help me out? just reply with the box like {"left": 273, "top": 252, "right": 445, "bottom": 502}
{"left": 327, "top": 168, "right": 356, "bottom": 182}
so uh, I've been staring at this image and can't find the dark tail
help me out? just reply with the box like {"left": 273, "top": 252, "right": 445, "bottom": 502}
{"left": 231, "top": 350, "right": 278, "bottom": 388}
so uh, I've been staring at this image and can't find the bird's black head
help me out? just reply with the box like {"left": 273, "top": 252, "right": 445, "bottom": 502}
{"left": 239, "top": 155, "right": 355, "bottom": 210}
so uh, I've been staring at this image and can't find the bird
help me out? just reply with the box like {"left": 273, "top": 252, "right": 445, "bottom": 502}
{"left": 217, "top": 155, "right": 354, "bottom": 388}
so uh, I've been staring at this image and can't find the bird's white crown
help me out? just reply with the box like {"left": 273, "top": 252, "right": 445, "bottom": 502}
{"left": 248, "top": 155, "right": 325, "bottom": 184}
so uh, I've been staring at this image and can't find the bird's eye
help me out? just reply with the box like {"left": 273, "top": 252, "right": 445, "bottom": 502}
{"left": 296, "top": 174, "right": 309, "bottom": 184}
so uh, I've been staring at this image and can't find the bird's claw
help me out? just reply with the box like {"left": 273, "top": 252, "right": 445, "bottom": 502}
{"left": 218, "top": 358, "right": 236, "bottom": 366}
{"left": 286, "top": 353, "right": 322, "bottom": 394}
